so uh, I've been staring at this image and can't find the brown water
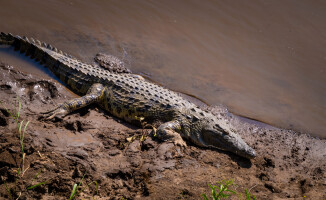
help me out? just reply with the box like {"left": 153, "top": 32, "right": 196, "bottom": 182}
{"left": 0, "top": 0, "right": 325, "bottom": 138}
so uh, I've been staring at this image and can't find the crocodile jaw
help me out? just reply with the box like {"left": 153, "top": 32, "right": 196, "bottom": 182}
{"left": 200, "top": 125, "right": 256, "bottom": 159}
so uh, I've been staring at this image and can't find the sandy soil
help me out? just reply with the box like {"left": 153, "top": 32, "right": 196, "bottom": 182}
{"left": 0, "top": 62, "right": 325, "bottom": 200}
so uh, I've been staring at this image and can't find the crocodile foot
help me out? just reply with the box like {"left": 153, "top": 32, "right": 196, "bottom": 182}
{"left": 41, "top": 104, "right": 69, "bottom": 119}
{"left": 167, "top": 130, "right": 187, "bottom": 148}
{"left": 94, "top": 53, "right": 131, "bottom": 73}
{"left": 156, "top": 128, "right": 187, "bottom": 148}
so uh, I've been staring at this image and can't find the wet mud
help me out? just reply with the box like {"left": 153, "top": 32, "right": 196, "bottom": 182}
{"left": 0, "top": 63, "right": 325, "bottom": 199}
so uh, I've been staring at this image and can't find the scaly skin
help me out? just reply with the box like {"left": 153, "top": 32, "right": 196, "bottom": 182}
{"left": 0, "top": 32, "right": 256, "bottom": 159}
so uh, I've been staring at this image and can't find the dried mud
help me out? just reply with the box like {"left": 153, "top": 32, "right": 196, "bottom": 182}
{"left": 0, "top": 63, "right": 325, "bottom": 200}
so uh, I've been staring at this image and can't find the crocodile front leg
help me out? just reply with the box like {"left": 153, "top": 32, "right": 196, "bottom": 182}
{"left": 156, "top": 120, "right": 187, "bottom": 147}
{"left": 43, "top": 83, "right": 106, "bottom": 119}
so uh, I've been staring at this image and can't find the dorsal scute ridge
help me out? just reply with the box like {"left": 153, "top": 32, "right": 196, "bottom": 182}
{"left": 47, "top": 44, "right": 53, "bottom": 50}
{"left": 22, "top": 36, "right": 29, "bottom": 43}
{"left": 12, "top": 34, "right": 74, "bottom": 59}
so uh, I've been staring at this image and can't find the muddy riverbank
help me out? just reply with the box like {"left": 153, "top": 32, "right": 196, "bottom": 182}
{"left": 0, "top": 62, "right": 325, "bottom": 199}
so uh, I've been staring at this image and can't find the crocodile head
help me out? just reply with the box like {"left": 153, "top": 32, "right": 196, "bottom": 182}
{"left": 200, "top": 123, "right": 256, "bottom": 159}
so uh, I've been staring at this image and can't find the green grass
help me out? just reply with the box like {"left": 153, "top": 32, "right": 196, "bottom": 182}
{"left": 244, "top": 189, "right": 256, "bottom": 200}
{"left": 4, "top": 182, "right": 12, "bottom": 199}
{"left": 17, "top": 120, "right": 29, "bottom": 178}
{"left": 26, "top": 180, "right": 49, "bottom": 190}
{"left": 202, "top": 180, "right": 236, "bottom": 200}
{"left": 69, "top": 172, "right": 99, "bottom": 200}
{"left": 0, "top": 97, "right": 50, "bottom": 199}
{"left": 0, "top": 97, "right": 101, "bottom": 199}
{"left": 0, "top": 96, "right": 21, "bottom": 124}
{"left": 202, "top": 180, "right": 256, "bottom": 200}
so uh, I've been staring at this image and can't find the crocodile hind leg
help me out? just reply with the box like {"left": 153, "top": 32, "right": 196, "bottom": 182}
{"left": 156, "top": 120, "right": 187, "bottom": 147}
{"left": 43, "top": 83, "right": 105, "bottom": 119}
{"left": 94, "top": 53, "right": 131, "bottom": 73}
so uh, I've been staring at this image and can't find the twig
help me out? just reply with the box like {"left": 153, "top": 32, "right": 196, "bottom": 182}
{"left": 248, "top": 184, "right": 257, "bottom": 193}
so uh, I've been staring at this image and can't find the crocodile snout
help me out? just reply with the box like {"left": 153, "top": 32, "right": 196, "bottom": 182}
{"left": 201, "top": 125, "right": 256, "bottom": 159}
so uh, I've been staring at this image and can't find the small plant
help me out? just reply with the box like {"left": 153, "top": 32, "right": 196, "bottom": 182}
{"left": 69, "top": 172, "right": 99, "bottom": 200}
{"left": 69, "top": 183, "right": 79, "bottom": 200}
{"left": 202, "top": 180, "right": 236, "bottom": 200}
{"left": 202, "top": 180, "right": 256, "bottom": 200}
{"left": 26, "top": 169, "right": 49, "bottom": 190}
{"left": 0, "top": 97, "right": 49, "bottom": 199}
{"left": 0, "top": 96, "right": 21, "bottom": 124}
{"left": 244, "top": 189, "right": 255, "bottom": 200}
{"left": 4, "top": 182, "right": 12, "bottom": 199}
{"left": 17, "top": 120, "right": 29, "bottom": 178}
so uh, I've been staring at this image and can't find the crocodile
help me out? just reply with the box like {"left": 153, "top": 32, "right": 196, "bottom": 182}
{"left": 0, "top": 32, "right": 256, "bottom": 159}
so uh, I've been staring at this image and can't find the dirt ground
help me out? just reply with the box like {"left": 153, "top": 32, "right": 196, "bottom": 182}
{"left": 0, "top": 62, "right": 325, "bottom": 200}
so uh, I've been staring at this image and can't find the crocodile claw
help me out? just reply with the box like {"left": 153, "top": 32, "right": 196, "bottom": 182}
{"left": 156, "top": 129, "right": 187, "bottom": 148}
{"left": 41, "top": 105, "right": 69, "bottom": 120}
{"left": 172, "top": 138, "right": 187, "bottom": 148}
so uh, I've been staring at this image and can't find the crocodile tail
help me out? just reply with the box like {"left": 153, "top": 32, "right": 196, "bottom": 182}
{"left": 0, "top": 32, "right": 37, "bottom": 54}
{"left": 0, "top": 32, "right": 96, "bottom": 92}
{"left": 0, "top": 32, "right": 79, "bottom": 73}
{"left": 1, "top": 32, "right": 44, "bottom": 59}
{"left": 0, "top": 32, "right": 75, "bottom": 60}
